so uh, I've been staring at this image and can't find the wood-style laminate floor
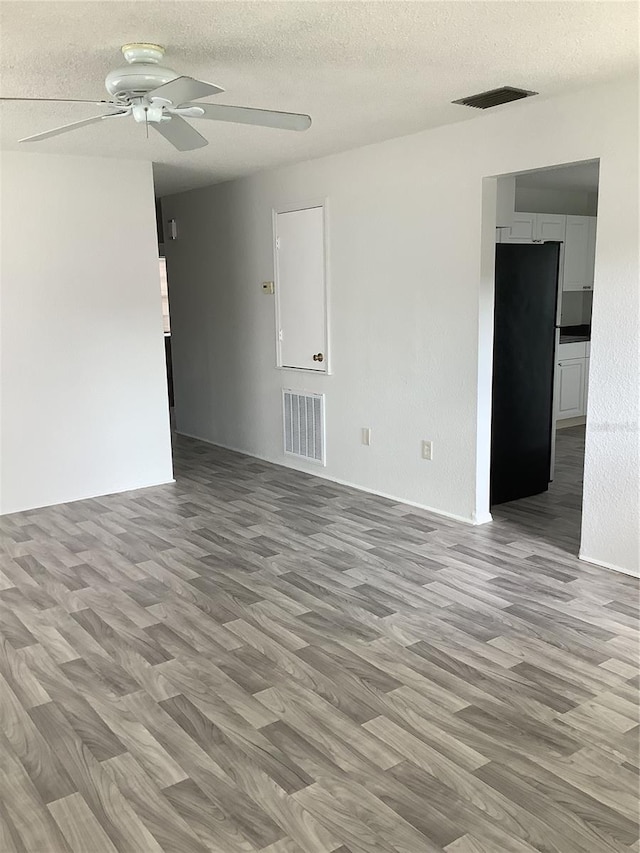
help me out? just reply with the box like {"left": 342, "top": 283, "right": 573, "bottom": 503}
{"left": 0, "top": 425, "right": 638, "bottom": 853}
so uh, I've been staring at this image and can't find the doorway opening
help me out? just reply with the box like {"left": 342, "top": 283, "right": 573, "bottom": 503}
{"left": 155, "top": 200, "right": 175, "bottom": 433}
{"left": 158, "top": 252, "right": 175, "bottom": 428}
{"left": 484, "top": 160, "right": 599, "bottom": 555}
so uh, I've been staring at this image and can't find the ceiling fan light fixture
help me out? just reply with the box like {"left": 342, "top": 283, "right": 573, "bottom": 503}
{"left": 132, "top": 103, "right": 163, "bottom": 123}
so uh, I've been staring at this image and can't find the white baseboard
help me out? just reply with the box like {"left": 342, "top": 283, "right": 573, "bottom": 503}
{"left": 579, "top": 551, "right": 639, "bottom": 579}
{"left": 472, "top": 511, "right": 494, "bottom": 525}
{"left": 175, "top": 430, "right": 483, "bottom": 526}
{"left": 0, "top": 476, "right": 176, "bottom": 517}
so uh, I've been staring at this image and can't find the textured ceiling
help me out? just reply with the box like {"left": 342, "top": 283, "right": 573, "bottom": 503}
{"left": 0, "top": 2, "right": 637, "bottom": 197}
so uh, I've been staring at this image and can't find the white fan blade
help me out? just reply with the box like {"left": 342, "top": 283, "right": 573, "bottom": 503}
{"left": 181, "top": 102, "right": 311, "bottom": 131}
{"left": 151, "top": 115, "right": 208, "bottom": 151}
{"left": 149, "top": 76, "right": 224, "bottom": 105}
{"left": 18, "top": 111, "right": 128, "bottom": 143}
{"left": 1, "top": 97, "right": 125, "bottom": 107}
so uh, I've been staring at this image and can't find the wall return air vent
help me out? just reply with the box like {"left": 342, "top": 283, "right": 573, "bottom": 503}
{"left": 452, "top": 86, "right": 538, "bottom": 109}
{"left": 283, "top": 389, "right": 325, "bottom": 465}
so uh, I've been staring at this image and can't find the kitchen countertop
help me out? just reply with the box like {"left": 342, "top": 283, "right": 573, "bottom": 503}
{"left": 559, "top": 324, "right": 590, "bottom": 345}
{"left": 560, "top": 334, "right": 590, "bottom": 344}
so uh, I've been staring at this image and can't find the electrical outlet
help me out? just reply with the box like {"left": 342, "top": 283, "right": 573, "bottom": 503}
{"left": 362, "top": 428, "right": 371, "bottom": 446}
{"left": 262, "top": 281, "right": 275, "bottom": 295}
{"left": 421, "top": 440, "right": 433, "bottom": 461}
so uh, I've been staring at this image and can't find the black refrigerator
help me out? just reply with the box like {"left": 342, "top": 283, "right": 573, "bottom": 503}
{"left": 491, "top": 242, "right": 560, "bottom": 506}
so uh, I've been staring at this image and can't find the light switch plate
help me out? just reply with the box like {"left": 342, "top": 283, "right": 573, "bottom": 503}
{"left": 422, "top": 440, "right": 433, "bottom": 461}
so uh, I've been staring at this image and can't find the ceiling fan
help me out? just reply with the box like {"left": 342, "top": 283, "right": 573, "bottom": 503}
{"left": 0, "top": 43, "right": 312, "bottom": 151}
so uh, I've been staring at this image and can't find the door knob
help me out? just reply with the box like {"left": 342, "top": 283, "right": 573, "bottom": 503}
{"left": 312, "top": 353, "right": 324, "bottom": 363}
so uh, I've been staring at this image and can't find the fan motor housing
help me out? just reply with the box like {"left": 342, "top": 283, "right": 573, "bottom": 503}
{"left": 105, "top": 44, "right": 177, "bottom": 101}
{"left": 105, "top": 64, "right": 178, "bottom": 100}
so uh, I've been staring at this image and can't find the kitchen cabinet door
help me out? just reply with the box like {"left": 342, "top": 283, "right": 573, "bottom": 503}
{"left": 583, "top": 356, "right": 590, "bottom": 414}
{"left": 501, "top": 213, "right": 566, "bottom": 243}
{"left": 536, "top": 213, "right": 566, "bottom": 242}
{"left": 556, "top": 357, "right": 586, "bottom": 419}
{"left": 563, "top": 216, "right": 596, "bottom": 291}
{"left": 500, "top": 212, "right": 536, "bottom": 242}
{"left": 586, "top": 218, "right": 597, "bottom": 288}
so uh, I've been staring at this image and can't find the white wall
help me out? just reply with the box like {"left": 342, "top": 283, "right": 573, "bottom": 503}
{"left": 0, "top": 152, "right": 174, "bottom": 513}
{"left": 163, "top": 77, "right": 639, "bottom": 576}
{"left": 515, "top": 185, "right": 598, "bottom": 216}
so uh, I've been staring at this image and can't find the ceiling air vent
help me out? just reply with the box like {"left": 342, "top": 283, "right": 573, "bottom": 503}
{"left": 452, "top": 86, "right": 538, "bottom": 110}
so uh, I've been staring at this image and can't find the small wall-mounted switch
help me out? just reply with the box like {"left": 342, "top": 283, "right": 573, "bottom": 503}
{"left": 362, "top": 428, "right": 372, "bottom": 446}
{"left": 262, "top": 281, "right": 275, "bottom": 295}
{"left": 421, "top": 440, "right": 433, "bottom": 461}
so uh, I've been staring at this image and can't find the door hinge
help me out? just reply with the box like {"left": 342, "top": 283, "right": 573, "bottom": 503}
{"left": 278, "top": 329, "right": 283, "bottom": 341}
{"left": 276, "top": 237, "right": 281, "bottom": 250}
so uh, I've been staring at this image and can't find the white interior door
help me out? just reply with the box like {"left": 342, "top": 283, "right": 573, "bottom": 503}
{"left": 275, "top": 206, "right": 327, "bottom": 371}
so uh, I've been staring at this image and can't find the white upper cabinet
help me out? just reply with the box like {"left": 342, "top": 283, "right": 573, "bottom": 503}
{"left": 499, "top": 212, "right": 536, "bottom": 242}
{"left": 497, "top": 212, "right": 597, "bottom": 295}
{"left": 536, "top": 213, "right": 566, "bottom": 243}
{"left": 499, "top": 212, "right": 565, "bottom": 243}
{"left": 562, "top": 215, "right": 597, "bottom": 291}
{"left": 586, "top": 218, "right": 597, "bottom": 287}
{"left": 274, "top": 205, "right": 328, "bottom": 372}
